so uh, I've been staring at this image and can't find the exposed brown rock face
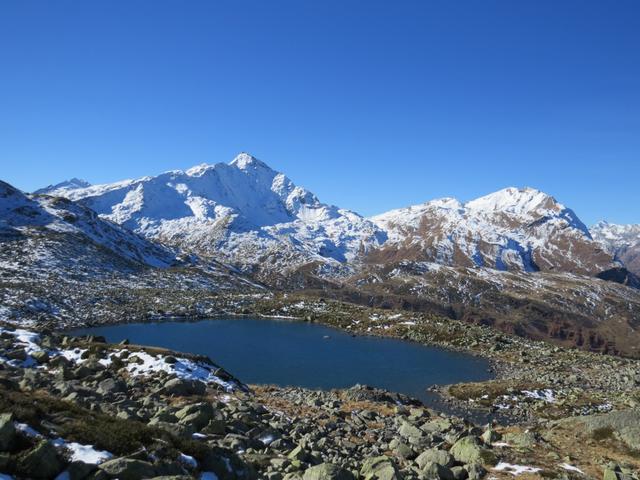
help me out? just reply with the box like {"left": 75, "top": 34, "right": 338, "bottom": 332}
{"left": 369, "top": 188, "right": 618, "bottom": 277}
{"left": 288, "top": 261, "right": 640, "bottom": 357}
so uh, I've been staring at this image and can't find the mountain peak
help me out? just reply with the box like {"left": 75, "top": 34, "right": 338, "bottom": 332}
{"left": 185, "top": 163, "right": 215, "bottom": 176}
{"left": 229, "top": 152, "right": 270, "bottom": 171}
{"left": 466, "top": 187, "right": 559, "bottom": 215}
{"left": 34, "top": 178, "right": 92, "bottom": 195}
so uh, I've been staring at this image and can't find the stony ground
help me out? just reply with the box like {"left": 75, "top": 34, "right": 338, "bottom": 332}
{"left": 1, "top": 290, "right": 640, "bottom": 479}
{"left": 0, "top": 320, "right": 638, "bottom": 480}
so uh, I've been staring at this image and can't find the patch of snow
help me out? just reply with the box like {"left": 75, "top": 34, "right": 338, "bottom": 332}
{"left": 560, "top": 463, "right": 583, "bottom": 474}
{"left": 522, "top": 389, "right": 556, "bottom": 403}
{"left": 15, "top": 422, "right": 42, "bottom": 438}
{"left": 52, "top": 438, "right": 113, "bottom": 464}
{"left": 493, "top": 462, "right": 542, "bottom": 476}
{"left": 124, "top": 350, "right": 236, "bottom": 391}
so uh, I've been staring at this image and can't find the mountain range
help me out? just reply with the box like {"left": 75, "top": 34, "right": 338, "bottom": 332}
{"left": 2, "top": 152, "right": 640, "bottom": 355}
{"left": 36, "top": 153, "right": 639, "bottom": 280}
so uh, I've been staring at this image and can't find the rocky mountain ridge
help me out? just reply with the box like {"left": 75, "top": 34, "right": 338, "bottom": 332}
{"left": 368, "top": 187, "right": 614, "bottom": 276}
{"left": 38, "top": 153, "right": 634, "bottom": 283}
{"left": 591, "top": 221, "right": 640, "bottom": 277}
{"left": 42, "top": 153, "right": 386, "bottom": 277}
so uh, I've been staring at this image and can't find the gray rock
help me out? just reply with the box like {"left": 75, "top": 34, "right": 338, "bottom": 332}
{"left": 392, "top": 441, "right": 414, "bottom": 460}
{"left": 288, "top": 445, "right": 311, "bottom": 462}
{"left": 18, "top": 440, "right": 65, "bottom": 479}
{"left": 466, "top": 463, "right": 486, "bottom": 480}
{"left": 449, "top": 437, "right": 497, "bottom": 466}
{"left": 415, "top": 449, "right": 454, "bottom": 469}
{"left": 502, "top": 431, "right": 536, "bottom": 449}
{"left": 0, "top": 413, "right": 16, "bottom": 451}
{"left": 98, "top": 378, "right": 127, "bottom": 395}
{"left": 99, "top": 458, "right": 157, "bottom": 480}
{"left": 303, "top": 463, "right": 354, "bottom": 480}
{"left": 360, "top": 456, "right": 402, "bottom": 480}
{"left": 176, "top": 402, "right": 214, "bottom": 430}
{"left": 67, "top": 460, "right": 98, "bottom": 480}
{"left": 162, "top": 378, "right": 206, "bottom": 396}
{"left": 32, "top": 350, "right": 50, "bottom": 364}
{"left": 572, "top": 410, "right": 640, "bottom": 451}
{"left": 450, "top": 466, "right": 468, "bottom": 480}
{"left": 398, "top": 421, "right": 424, "bottom": 441}
{"left": 480, "top": 428, "right": 500, "bottom": 445}
{"left": 422, "top": 461, "right": 454, "bottom": 480}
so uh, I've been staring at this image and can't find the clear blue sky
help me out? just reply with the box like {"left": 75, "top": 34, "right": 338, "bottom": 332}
{"left": 1, "top": 1, "right": 638, "bottom": 225}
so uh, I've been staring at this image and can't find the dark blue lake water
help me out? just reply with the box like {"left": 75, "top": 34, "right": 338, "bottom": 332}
{"left": 70, "top": 318, "right": 492, "bottom": 407}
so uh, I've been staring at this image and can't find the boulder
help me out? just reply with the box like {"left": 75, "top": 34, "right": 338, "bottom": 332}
{"left": 0, "top": 413, "right": 16, "bottom": 451}
{"left": 502, "top": 431, "right": 536, "bottom": 449}
{"left": 303, "top": 463, "right": 354, "bottom": 480}
{"left": 97, "top": 378, "right": 127, "bottom": 395}
{"left": 200, "top": 447, "right": 252, "bottom": 480}
{"left": 161, "top": 378, "right": 206, "bottom": 396}
{"left": 415, "top": 449, "right": 454, "bottom": 469}
{"left": 176, "top": 402, "right": 215, "bottom": 430}
{"left": 449, "top": 437, "right": 497, "bottom": 466}
{"left": 360, "top": 456, "right": 402, "bottom": 480}
{"left": 480, "top": 428, "right": 501, "bottom": 445}
{"left": 18, "top": 440, "right": 65, "bottom": 479}
{"left": 98, "top": 457, "right": 157, "bottom": 480}
{"left": 288, "top": 445, "right": 311, "bottom": 462}
{"left": 571, "top": 410, "right": 640, "bottom": 451}
{"left": 466, "top": 463, "right": 486, "bottom": 480}
{"left": 67, "top": 460, "right": 98, "bottom": 480}
{"left": 32, "top": 350, "right": 50, "bottom": 364}
{"left": 450, "top": 466, "right": 468, "bottom": 480}
{"left": 422, "top": 461, "right": 454, "bottom": 480}
{"left": 398, "top": 421, "right": 424, "bottom": 443}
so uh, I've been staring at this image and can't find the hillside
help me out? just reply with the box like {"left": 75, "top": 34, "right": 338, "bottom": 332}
{"left": 0, "top": 180, "right": 260, "bottom": 327}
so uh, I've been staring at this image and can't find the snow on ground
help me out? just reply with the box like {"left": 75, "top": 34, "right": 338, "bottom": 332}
{"left": 0, "top": 326, "right": 239, "bottom": 391}
{"left": 15, "top": 423, "right": 42, "bottom": 438}
{"left": 124, "top": 350, "right": 236, "bottom": 391}
{"left": 0, "top": 328, "right": 42, "bottom": 354}
{"left": 522, "top": 389, "right": 556, "bottom": 403}
{"left": 52, "top": 438, "right": 113, "bottom": 464}
{"left": 560, "top": 463, "right": 584, "bottom": 474}
{"left": 493, "top": 462, "right": 542, "bottom": 476}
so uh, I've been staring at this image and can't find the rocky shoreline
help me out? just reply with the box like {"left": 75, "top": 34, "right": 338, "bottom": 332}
{"left": 1, "top": 293, "right": 640, "bottom": 479}
{"left": 0, "top": 325, "right": 638, "bottom": 480}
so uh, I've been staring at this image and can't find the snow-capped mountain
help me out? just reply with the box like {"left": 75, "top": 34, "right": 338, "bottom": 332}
{"left": 42, "top": 153, "right": 387, "bottom": 276}
{"left": 591, "top": 221, "right": 640, "bottom": 276}
{"left": 1, "top": 180, "right": 177, "bottom": 269}
{"left": 1, "top": 179, "right": 261, "bottom": 325}
{"left": 34, "top": 177, "right": 91, "bottom": 196}
{"left": 369, "top": 187, "right": 616, "bottom": 276}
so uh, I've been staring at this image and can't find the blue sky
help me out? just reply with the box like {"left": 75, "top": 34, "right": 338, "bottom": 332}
{"left": 1, "top": 1, "right": 638, "bottom": 225}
